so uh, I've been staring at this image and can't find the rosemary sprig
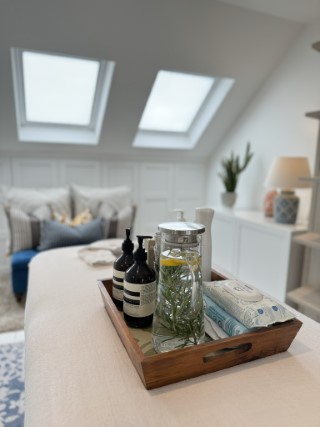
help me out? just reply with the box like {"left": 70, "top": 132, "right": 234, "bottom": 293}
{"left": 154, "top": 262, "right": 204, "bottom": 347}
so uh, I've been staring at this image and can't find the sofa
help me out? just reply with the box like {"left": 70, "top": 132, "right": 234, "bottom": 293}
{"left": 1, "top": 184, "right": 136, "bottom": 301}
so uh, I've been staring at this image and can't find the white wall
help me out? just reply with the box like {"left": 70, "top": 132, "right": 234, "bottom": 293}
{"left": 206, "top": 19, "right": 320, "bottom": 221}
{"left": 0, "top": 156, "right": 206, "bottom": 271}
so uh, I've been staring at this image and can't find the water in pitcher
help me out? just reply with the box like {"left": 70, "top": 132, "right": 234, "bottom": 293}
{"left": 152, "top": 222, "right": 205, "bottom": 353}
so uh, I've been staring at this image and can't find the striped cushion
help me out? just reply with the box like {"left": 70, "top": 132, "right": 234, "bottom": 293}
{"left": 95, "top": 203, "right": 136, "bottom": 238}
{"left": 1, "top": 186, "right": 72, "bottom": 216}
{"left": 71, "top": 184, "right": 131, "bottom": 216}
{"left": 4, "top": 205, "right": 52, "bottom": 253}
{"left": 38, "top": 218, "right": 105, "bottom": 251}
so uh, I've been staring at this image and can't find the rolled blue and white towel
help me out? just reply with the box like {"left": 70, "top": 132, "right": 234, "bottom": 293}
{"left": 203, "top": 294, "right": 250, "bottom": 337}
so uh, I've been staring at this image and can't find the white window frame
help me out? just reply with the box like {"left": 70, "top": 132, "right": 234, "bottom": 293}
{"left": 11, "top": 48, "right": 115, "bottom": 145}
{"left": 133, "top": 74, "right": 234, "bottom": 150}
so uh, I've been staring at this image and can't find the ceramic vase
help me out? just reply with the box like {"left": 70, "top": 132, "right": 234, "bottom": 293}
{"left": 221, "top": 192, "right": 237, "bottom": 208}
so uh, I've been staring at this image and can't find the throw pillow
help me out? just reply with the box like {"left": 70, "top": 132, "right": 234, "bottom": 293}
{"left": 70, "top": 184, "right": 131, "bottom": 216}
{"left": 96, "top": 203, "right": 136, "bottom": 238}
{"left": 52, "top": 208, "right": 93, "bottom": 227}
{"left": 1, "top": 186, "right": 72, "bottom": 216}
{"left": 38, "top": 218, "right": 105, "bottom": 251}
{"left": 4, "top": 204, "right": 52, "bottom": 254}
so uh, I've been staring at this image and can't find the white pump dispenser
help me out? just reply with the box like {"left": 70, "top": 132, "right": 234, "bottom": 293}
{"left": 173, "top": 209, "right": 186, "bottom": 222}
{"left": 195, "top": 207, "right": 214, "bottom": 282}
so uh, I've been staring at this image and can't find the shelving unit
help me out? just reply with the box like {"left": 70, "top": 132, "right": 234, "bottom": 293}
{"left": 286, "top": 42, "right": 320, "bottom": 320}
{"left": 293, "top": 232, "right": 320, "bottom": 250}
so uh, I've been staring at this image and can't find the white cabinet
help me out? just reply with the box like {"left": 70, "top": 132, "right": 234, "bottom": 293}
{"left": 212, "top": 208, "right": 306, "bottom": 302}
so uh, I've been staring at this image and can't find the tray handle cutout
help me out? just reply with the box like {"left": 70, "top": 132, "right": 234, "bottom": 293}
{"left": 203, "top": 343, "right": 252, "bottom": 363}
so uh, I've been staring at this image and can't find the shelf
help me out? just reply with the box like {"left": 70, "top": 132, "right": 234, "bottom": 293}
{"left": 312, "top": 41, "right": 320, "bottom": 52}
{"left": 293, "top": 232, "right": 320, "bottom": 250}
{"left": 287, "top": 286, "right": 320, "bottom": 316}
{"left": 299, "top": 175, "right": 320, "bottom": 183}
{"left": 306, "top": 111, "right": 320, "bottom": 120}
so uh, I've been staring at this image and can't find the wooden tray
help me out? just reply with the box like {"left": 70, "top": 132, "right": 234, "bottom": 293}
{"left": 97, "top": 273, "right": 302, "bottom": 390}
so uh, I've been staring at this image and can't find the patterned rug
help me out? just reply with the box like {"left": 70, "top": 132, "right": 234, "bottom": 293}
{"left": 0, "top": 341, "right": 25, "bottom": 427}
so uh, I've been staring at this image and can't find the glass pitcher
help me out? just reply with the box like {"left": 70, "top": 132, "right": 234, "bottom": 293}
{"left": 152, "top": 221, "right": 205, "bottom": 353}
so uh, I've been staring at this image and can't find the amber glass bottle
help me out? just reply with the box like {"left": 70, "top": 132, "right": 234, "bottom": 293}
{"left": 112, "top": 228, "right": 134, "bottom": 310}
{"left": 123, "top": 235, "right": 156, "bottom": 328}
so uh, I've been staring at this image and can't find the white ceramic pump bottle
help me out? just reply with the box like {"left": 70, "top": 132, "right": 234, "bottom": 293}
{"left": 195, "top": 207, "right": 214, "bottom": 282}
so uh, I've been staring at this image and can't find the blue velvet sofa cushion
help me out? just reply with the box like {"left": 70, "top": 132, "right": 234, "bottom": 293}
{"left": 11, "top": 249, "right": 38, "bottom": 295}
{"left": 38, "top": 218, "right": 104, "bottom": 251}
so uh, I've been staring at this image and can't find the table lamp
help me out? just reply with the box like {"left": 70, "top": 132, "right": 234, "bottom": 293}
{"left": 264, "top": 157, "right": 311, "bottom": 224}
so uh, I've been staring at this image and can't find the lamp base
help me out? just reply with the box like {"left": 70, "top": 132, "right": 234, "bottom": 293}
{"left": 273, "top": 190, "right": 299, "bottom": 224}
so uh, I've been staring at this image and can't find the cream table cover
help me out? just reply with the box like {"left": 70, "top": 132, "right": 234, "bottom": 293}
{"left": 24, "top": 246, "right": 320, "bottom": 427}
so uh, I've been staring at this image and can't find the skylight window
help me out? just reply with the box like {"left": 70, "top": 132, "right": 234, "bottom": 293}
{"left": 23, "top": 51, "right": 100, "bottom": 126}
{"left": 11, "top": 48, "right": 115, "bottom": 145}
{"left": 139, "top": 71, "right": 214, "bottom": 132}
{"left": 133, "top": 70, "right": 235, "bottom": 150}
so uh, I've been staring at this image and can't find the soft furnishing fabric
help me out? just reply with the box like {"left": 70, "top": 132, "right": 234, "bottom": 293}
{"left": 1, "top": 186, "right": 72, "bottom": 216}
{"left": 38, "top": 218, "right": 104, "bottom": 251}
{"left": 71, "top": 184, "right": 131, "bottom": 216}
{"left": 71, "top": 184, "right": 135, "bottom": 238}
{"left": 24, "top": 247, "right": 320, "bottom": 427}
{"left": 4, "top": 204, "right": 52, "bottom": 253}
{"left": 1, "top": 186, "right": 72, "bottom": 254}
{"left": 97, "top": 203, "right": 136, "bottom": 238}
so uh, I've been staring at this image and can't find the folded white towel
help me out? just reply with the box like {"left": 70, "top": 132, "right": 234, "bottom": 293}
{"left": 78, "top": 247, "right": 116, "bottom": 266}
{"left": 204, "top": 314, "right": 228, "bottom": 340}
{"left": 87, "top": 238, "right": 124, "bottom": 256}
{"left": 78, "top": 238, "right": 124, "bottom": 266}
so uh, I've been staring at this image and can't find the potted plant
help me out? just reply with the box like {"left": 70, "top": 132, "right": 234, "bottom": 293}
{"left": 218, "top": 142, "right": 254, "bottom": 207}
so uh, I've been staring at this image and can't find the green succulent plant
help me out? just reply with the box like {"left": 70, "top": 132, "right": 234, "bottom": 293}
{"left": 218, "top": 142, "right": 254, "bottom": 192}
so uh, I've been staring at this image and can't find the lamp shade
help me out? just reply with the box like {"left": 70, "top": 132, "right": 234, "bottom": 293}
{"left": 265, "top": 157, "right": 311, "bottom": 189}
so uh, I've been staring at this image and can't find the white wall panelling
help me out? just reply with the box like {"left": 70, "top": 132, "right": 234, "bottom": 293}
{"left": 59, "top": 160, "right": 102, "bottom": 187}
{"left": 102, "top": 161, "right": 139, "bottom": 200}
{"left": 11, "top": 158, "right": 59, "bottom": 187}
{"left": 0, "top": 156, "right": 207, "bottom": 265}
{"left": 138, "top": 163, "right": 174, "bottom": 235}
{"left": 0, "top": 159, "right": 12, "bottom": 189}
{"left": 173, "top": 164, "right": 205, "bottom": 221}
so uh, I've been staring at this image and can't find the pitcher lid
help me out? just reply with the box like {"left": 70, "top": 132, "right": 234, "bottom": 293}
{"left": 158, "top": 221, "right": 205, "bottom": 235}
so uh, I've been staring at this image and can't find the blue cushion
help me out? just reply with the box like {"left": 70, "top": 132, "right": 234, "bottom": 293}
{"left": 38, "top": 218, "right": 105, "bottom": 251}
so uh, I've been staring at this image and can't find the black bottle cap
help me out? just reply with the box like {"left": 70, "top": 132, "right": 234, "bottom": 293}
{"left": 134, "top": 235, "right": 152, "bottom": 262}
{"left": 122, "top": 228, "right": 134, "bottom": 253}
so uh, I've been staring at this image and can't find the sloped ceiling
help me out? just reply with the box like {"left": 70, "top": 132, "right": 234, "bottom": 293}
{"left": 0, "top": 0, "right": 306, "bottom": 161}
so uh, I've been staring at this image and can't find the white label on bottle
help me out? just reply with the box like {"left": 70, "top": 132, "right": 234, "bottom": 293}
{"left": 112, "top": 269, "right": 125, "bottom": 301}
{"left": 123, "top": 280, "right": 156, "bottom": 317}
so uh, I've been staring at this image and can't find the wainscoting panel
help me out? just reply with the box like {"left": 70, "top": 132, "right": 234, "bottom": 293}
{"left": 102, "top": 161, "right": 139, "bottom": 201}
{"left": 173, "top": 163, "right": 205, "bottom": 221}
{"left": 0, "top": 156, "right": 206, "bottom": 269}
{"left": 0, "top": 159, "right": 12, "bottom": 189}
{"left": 59, "top": 160, "right": 102, "bottom": 186}
{"left": 11, "top": 158, "right": 59, "bottom": 187}
{"left": 139, "top": 163, "right": 174, "bottom": 235}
